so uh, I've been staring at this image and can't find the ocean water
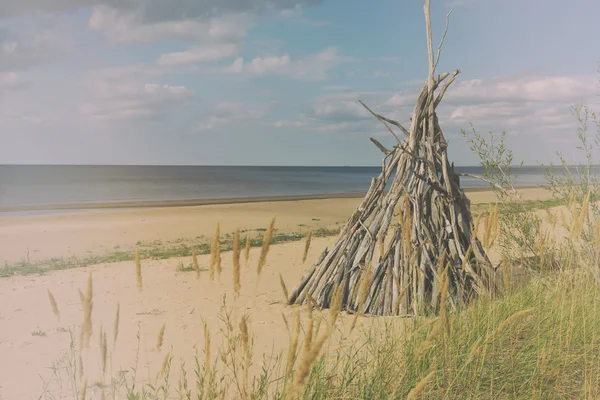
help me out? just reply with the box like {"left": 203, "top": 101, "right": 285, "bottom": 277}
{"left": 0, "top": 164, "right": 592, "bottom": 212}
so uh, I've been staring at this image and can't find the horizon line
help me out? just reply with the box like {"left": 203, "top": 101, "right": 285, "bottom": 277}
{"left": 0, "top": 163, "right": 583, "bottom": 168}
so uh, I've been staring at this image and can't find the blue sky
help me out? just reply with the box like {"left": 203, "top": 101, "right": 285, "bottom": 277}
{"left": 1, "top": 0, "right": 599, "bottom": 166}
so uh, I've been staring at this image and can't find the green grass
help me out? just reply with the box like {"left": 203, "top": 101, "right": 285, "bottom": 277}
{"left": 0, "top": 227, "right": 340, "bottom": 278}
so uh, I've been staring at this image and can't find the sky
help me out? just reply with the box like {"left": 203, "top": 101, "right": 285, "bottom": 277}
{"left": 1, "top": 0, "right": 599, "bottom": 167}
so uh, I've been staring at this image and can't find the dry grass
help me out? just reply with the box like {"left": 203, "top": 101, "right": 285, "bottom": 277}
{"left": 47, "top": 289, "right": 60, "bottom": 322}
{"left": 210, "top": 222, "right": 221, "bottom": 281}
{"left": 33, "top": 182, "right": 600, "bottom": 400}
{"left": 257, "top": 216, "right": 276, "bottom": 277}
{"left": 113, "top": 302, "right": 120, "bottom": 346}
{"left": 192, "top": 247, "right": 200, "bottom": 279}
{"left": 302, "top": 229, "right": 312, "bottom": 264}
{"left": 244, "top": 231, "right": 252, "bottom": 266}
{"left": 233, "top": 229, "right": 241, "bottom": 297}
{"left": 79, "top": 272, "right": 93, "bottom": 350}
{"left": 157, "top": 323, "right": 166, "bottom": 352}
{"left": 135, "top": 248, "right": 142, "bottom": 292}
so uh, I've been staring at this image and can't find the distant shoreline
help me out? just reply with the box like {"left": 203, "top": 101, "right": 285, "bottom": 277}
{"left": 0, "top": 185, "right": 543, "bottom": 214}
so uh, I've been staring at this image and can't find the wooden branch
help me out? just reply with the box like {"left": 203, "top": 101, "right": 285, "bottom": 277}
{"left": 457, "top": 173, "right": 509, "bottom": 194}
{"left": 359, "top": 100, "right": 402, "bottom": 143}
{"left": 425, "top": 0, "right": 435, "bottom": 83}
{"left": 434, "top": 69, "right": 460, "bottom": 108}
{"left": 414, "top": 172, "right": 451, "bottom": 198}
{"left": 378, "top": 115, "right": 410, "bottom": 137}
{"left": 433, "top": 10, "right": 453, "bottom": 72}
{"left": 370, "top": 137, "right": 391, "bottom": 155}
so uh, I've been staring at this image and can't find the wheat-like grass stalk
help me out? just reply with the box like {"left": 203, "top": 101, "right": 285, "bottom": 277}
{"left": 416, "top": 320, "right": 443, "bottom": 358}
{"left": 304, "top": 298, "right": 314, "bottom": 354}
{"left": 488, "top": 308, "right": 534, "bottom": 343}
{"left": 78, "top": 288, "right": 85, "bottom": 307}
{"left": 302, "top": 229, "right": 312, "bottom": 264}
{"left": 203, "top": 322, "right": 211, "bottom": 374}
{"left": 393, "top": 284, "right": 410, "bottom": 315}
{"left": 240, "top": 315, "right": 250, "bottom": 395}
{"left": 257, "top": 216, "right": 276, "bottom": 277}
{"left": 244, "top": 231, "right": 251, "bottom": 265}
{"left": 407, "top": 371, "right": 435, "bottom": 399}
{"left": 350, "top": 260, "right": 373, "bottom": 332}
{"left": 279, "top": 273, "right": 289, "bottom": 302}
{"left": 99, "top": 325, "right": 108, "bottom": 377}
{"left": 233, "top": 229, "right": 241, "bottom": 297}
{"left": 330, "top": 282, "right": 344, "bottom": 323}
{"left": 289, "top": 316, "right": 336, "bottom": 399}
{"left": 158, "top": 351, "right": 170, "bottom": 378}
{"left": 78, "top": 354, "right": 84, "bottom": 381}
{"left": 135, "top": 248, "right": 143, "bottom": 292}
{"left": 79, "top": 380, "right": 87, "bottom": 400}
{"left": 465, "top": 336, "right": 483, "bottom": 366}
{"left": 210, "top": 222, "right": 221, "bottom": 280}
{"left": 285, "top": 311, "right": 301, "bottom": 379}
{"left": 157, "top": 323, "right": 166, "bottom": 352}
{"left": 79, "top": 272, "right": 93, "bottom": 350}
{"left": 47, "top": 289, "right": 60, "bottom": 322}
{"left": 281, "top": 312, "right": 289, "bottom": 332}
{"left": 192, "top": 248, "right": 200, "bottom": 279}
{"left": 113, "top": 302, "right": 120, "bottom": 347}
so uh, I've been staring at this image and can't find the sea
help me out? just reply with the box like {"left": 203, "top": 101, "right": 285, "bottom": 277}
{"left": 0, "top": 164, "right": 594, "bottom": 216}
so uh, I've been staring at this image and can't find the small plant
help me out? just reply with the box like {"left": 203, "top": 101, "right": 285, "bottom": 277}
{"left": 31, "top": 329, "right": 47, "bottom": 337}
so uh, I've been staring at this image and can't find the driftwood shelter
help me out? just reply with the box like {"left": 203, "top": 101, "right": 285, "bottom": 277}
{"left": 288, "top": 0, "right": 501, "bottom": 316}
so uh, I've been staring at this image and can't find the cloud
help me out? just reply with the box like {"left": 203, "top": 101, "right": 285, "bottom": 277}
{"left": 375, "top": 57, "right": 400, "bottom": 62}
{"left": 197, "top": 101, "right": 267, "bottom": 131}
{"left": 89, "top": 7, "right": 253, "bottom": 44}
{"left": 445, "top": 74, "right": 597, "bottom": 105}
{"left": 0, "top": 71, "right": 26, "bottom": 89}
{"left": 278, "top": 4, "right": 330, "bottom": 26}
{"left": 157, "top": 44, "right": 241, "bottom": 67}
{"left": 372, "top": 71, "right": 389, "bottom": 78}
{"left": 445, "top": 0, "right": 480, "bottom": 7}
{"left": 223, "top": 47, "right": 353, "bottom": 80}
{"left": 274, "top": 90, "right": 393, "bottom": 135}
{"left": 0, "top": 30, "right": 63, "bottom": 71}
{"left": 274, "top": 71, "right": 600, "bottom": 152}
{"left": 80, "top": 79, "right": 196, "bottom": 121}
{"left": 0, "top": 0, "right": 323, "bottom": 20}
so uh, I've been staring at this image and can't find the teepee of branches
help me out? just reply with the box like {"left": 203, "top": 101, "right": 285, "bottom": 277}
{"left": 288, "top": 0, "right": 501, "bottom": 316}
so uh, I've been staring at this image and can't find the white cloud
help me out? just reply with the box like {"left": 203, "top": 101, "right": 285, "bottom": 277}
{"left": 0, "top": 30, "right": 64, "bottom": 71}
{"left": 445, "top": 74, "right": 597, "bottom": 105}
{"left": 80, "top": 79, "right": 195, "bottom": 121}
{"left": 372, "top": 71, "right": 389, "bottom": 78}
{"left": 89, "top": 7, "right": 253, "bottom": 44}
{"left": 278, "top": 4, "right": 329, "bottom": 26}
{"left": 0, "top": 71, "right": 26, "bottom": 89}
{"left": 274, "top": 90, "right": 391, "bottom": 135}
{"left": 224, "top": 47, "right": 352, "bottom": 80}
{"left": 445, "top": 0, "right": 480, "bottom": 7}
{"left": 197, "top": 101, "right": 267, "bottom": 131}
{"left": 157, "top": 44, "right": 241, "bottom": 67}
{"left": 1, "top": 0, "right": 323, "bottom": 20}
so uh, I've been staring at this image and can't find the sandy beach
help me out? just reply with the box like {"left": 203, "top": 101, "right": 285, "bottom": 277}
{"left": 0, "top": 187, "right": 554, "bottom": 399}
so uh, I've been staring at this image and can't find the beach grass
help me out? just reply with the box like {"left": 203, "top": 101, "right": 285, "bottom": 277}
{"left": 0, "top": 226, "right": 341, "bottom": 278}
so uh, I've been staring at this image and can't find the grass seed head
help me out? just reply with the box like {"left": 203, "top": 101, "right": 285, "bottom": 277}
{"left": 233, "top": 228, "right": 241, "bottom": 296}
{"left": 302, "top": 229, "right": 313, "bottom": 264}
{"left": 257, "top": 216, "right": 276, "bottom": 276}
{"left": 47, "top": 289, "right": 60, "bottom": 322}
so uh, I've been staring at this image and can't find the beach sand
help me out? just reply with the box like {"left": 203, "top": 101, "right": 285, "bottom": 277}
{"left": 0, "top": 187, "right": 554, "bottom": 399}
